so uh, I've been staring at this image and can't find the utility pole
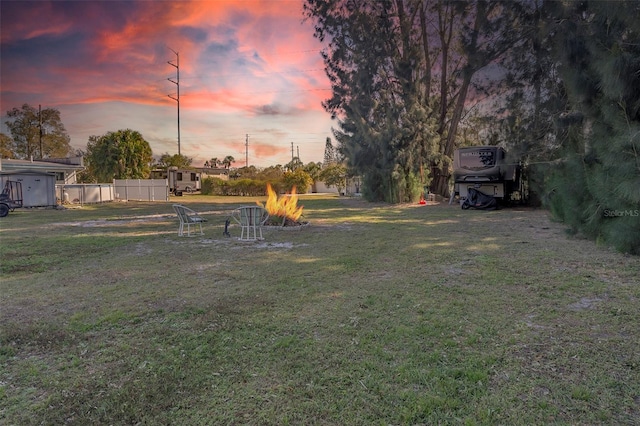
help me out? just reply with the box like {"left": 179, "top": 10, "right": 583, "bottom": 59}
{"left": 39, "top": 104, "right": 43, "bottom": 159}
{"left": 291, "top": 142, "right": 294, "bottom": 161}
{"left": 245, "top": 134, "right": 249, "bottom": 167}
{"left": 167, "top": 48, "right": 180, "bottom": 156}
{"left": 297, "top": 145, "right": 300, "bottom": 161}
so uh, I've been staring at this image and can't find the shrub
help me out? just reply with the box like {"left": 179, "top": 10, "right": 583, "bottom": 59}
{"left": 282, "top": 170, "right": 313, "bottom": 193}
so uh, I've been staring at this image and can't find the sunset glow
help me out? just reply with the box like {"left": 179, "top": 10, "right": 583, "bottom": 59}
{"left": 0, "top": 0, "right": 333, "bottom": 167}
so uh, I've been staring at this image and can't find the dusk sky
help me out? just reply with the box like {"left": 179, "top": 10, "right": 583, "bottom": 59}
{"left": 0, "top": 0, "right": 334, "bottom": 168}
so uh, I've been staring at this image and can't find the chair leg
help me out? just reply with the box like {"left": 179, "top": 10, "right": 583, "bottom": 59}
{"left": 239, "top": 224, "right": 259, "bottom": 241}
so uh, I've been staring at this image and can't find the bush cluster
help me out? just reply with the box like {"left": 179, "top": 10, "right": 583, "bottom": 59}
{"left": 202, "top": 178, "right": 305, "bottom": 196}
{"left": 202, "top": 170, "right": 314, "bottom": 196}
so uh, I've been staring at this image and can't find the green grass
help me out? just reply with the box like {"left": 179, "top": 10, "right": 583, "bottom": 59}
{"left": 1, "top": 195, "right": 639, "bottom": 425}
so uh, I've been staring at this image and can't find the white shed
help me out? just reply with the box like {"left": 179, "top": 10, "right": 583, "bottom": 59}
{"left": 0, "top": 170, "right": 57, "bottom": 207}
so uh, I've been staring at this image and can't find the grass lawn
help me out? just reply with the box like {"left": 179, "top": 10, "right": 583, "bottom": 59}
{"left": 1, "top": 194, "right": 639, "bottom": 425}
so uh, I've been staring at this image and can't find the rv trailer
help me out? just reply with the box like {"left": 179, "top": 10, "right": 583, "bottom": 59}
{"left": 452, "top": 146, "right": 526, "bottom": 207}
{"left": 150, "top": 167, "right": 201, "bottom": 196}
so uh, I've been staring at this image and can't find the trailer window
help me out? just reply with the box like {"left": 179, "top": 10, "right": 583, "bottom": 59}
{"left": 459, "top": 149, "right": 496, "bottom": 169}
{"left": 190, "top": 173, "right": 197, "bottom": 181}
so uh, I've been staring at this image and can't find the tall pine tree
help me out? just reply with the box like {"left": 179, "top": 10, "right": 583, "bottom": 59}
{"left": 323, "top": 137, "right": 337, "bottom": 166}
{"left": 304, "top": 0, "right": 532, "bottom": 202}
{"left": 306, "top": 0, "right": 434, "bottom": 202}
{"left": 548, "top": 0, "right": 640, "bottom": 253}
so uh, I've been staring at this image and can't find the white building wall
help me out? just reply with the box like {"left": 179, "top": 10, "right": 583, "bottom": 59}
{"left": 0, "top": 172, "right": 56, "bottom": 207}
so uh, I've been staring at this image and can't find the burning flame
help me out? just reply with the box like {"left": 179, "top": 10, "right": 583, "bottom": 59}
{"left": 259, "top": 183, "right": 304, "bottom": 222}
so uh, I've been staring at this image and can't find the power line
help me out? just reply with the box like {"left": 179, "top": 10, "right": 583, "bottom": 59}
{"left": 195, "top": 49, "right": 322, "bottom": 66}
{"left": 178, "top": 88, "right": 331, "bottom": 96}
{"left": 156, "top": 69, "right": 326, "bottom": 83}
{"left": 179, "top": 68, "right": 326, "bottom": 80}
{"left": 233, "top": 88, "right": 331, "bottom": 94}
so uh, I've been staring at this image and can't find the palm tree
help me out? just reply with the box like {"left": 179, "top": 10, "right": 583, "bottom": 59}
{"left": 222, "top": 155, "right": 234, "bottom": 169}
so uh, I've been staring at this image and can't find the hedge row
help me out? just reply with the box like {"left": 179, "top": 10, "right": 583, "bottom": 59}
{"left": 201, "top": 178, "right": 287, "bottom": 196}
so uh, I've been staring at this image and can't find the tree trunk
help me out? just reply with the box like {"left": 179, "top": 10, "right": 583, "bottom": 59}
{"left": 431, "top": 1, "right": 485, "bottom": 198}
{"left": 419, "top": 3, "right": 431, "bottom": 102}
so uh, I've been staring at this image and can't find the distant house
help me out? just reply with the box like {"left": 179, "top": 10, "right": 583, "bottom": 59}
{"left": 314, "top": 176, "right": 361, "bottom": 195}
{"left": 0, "top": 157, "right": 85, "bottom": 184}
{"left": 199, "top": 167, "right": 229, "bottom": 181}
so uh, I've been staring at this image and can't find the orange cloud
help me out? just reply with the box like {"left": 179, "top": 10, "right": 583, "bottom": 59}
{"left": 1, "top": 0, "right": 333, "bottom": 167}
{"left": 252, "top": 142, "right": 289, "bottom": 158}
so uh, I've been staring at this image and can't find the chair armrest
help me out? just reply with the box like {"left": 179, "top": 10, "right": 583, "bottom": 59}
{"left": 259, "top": 208, "right": 269, "bottom": 225}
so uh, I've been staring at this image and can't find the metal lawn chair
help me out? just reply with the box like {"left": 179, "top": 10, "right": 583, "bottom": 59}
{"left": 231, "top": 206, "right": 269, "bottom": 241}
{"left": 173, "top": 204, "right": 206, "bottom": 236}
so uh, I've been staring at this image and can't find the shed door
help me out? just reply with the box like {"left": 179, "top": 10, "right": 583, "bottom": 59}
{"left": 17, "top": 175, "right": 56, "bottom": 207}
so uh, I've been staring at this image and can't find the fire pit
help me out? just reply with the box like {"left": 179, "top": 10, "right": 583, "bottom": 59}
{"left": 259, "top": 183, "right": 308, "bottom": 228}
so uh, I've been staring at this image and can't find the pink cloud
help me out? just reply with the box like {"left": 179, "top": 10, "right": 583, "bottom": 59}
{"left": 253, "top": 142, "right": 289, "bottom": 158}
{"left": 0, "top": 2, "right": 71, "bottom": 43}
{"left": 1, "top": 0, "right": 333, "bottom": 166}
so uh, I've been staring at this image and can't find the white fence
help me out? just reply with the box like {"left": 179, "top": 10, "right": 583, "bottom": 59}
{"left": 113, "top": 179, "right": 169, "bottom": 202}
{"left": 56, "top": 180, "right": 169, "bottom": 204}
{"left": 56, "top": 184, "right": 115, "bottom": 205}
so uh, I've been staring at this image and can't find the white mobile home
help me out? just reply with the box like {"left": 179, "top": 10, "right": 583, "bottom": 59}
{"left": 150, "top": 167, "right": 201, "bottom": 195}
